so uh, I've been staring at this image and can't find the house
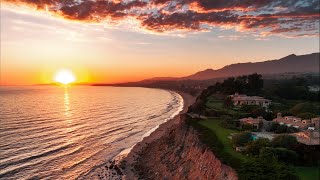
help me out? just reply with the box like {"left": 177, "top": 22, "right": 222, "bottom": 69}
{"left": 229, "top": 93, "right": 271, "bottom": 108}
{"left": 239, "top": 116, "right": 264, "bottom": 130}
{"left": 273, "top": 113, "right": 313, "bottom": 130}
{"left": 292, "top": 131, "right": 320, "bottom": 145}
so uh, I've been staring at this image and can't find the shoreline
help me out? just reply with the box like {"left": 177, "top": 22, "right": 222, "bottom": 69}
{"left": 122, "top": 91, "right": 196, "bottom": 178}
{"left": 79, "top": 90, "right": 196, "bottom": 179}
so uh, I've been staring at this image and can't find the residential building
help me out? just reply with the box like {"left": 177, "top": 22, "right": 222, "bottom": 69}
{"left": 273, "top": 113, "right": 313, "bottom": 130}
{"left": 239, "top": 116, "right": 264, "bottom": 130}
{"left": 292, "top": 131, "right": 320, "bottom": 145}
{"left": 229, "top": 93, "right": 271, "bottom": 108}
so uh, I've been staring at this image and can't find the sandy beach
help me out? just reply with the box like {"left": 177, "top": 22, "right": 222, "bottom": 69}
{"left": 79, "top": 91, "right": 196, "bottom": 180}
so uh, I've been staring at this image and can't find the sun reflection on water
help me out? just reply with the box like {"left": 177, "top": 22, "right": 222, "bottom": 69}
{"left": 63, "top": 86, "right": 76, "bottom": 145}
{"left": 64, "top": 87, "right": 70, "bottom": 117}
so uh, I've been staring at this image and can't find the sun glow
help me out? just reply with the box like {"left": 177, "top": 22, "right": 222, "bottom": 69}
{"left": 54, "top": 69, "right": 76, "bottom": 84}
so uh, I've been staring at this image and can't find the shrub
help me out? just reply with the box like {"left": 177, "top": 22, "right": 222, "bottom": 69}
{"left": 272, "top": 147, "right": 298, "bottom": 164}
{"left": 221, "top": 115, "right": 237, "bottom": 129}
{"left": 241, "top": 124, "right": 255, "bottom": 131}
{"left": 262, "top": 111, "right": 274, "bottom": 121}
{"left": 266, "top": 122, "right": 280, "bottom": 132}
{"left": 232, "top": 131, "right": 252, "bottom": 146}
{"left": 287, "top": 126, "right": 299, "bottom": 133}
{"left": 272, "top": 135, "right": 298, "bottom": 150}
{"left": 251, "top": 107, "right": 266, "bottom": 118}
{"left": 240, "top": 105, "right": 260, "bottom": 113}
{"left": 274, "top": 124, "right": 288, "bottom": 133}
{"left": 245, "top": 138, "right": 271, "bottom": 156}
{"left": 259, "top": 147, "right": 298, "bottom": 164}
{"left": 239, "top": 156, "right": 298, "bottom": 180}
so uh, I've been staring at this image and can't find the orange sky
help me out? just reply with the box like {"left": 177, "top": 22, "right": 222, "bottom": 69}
{"left": 1, "top": 4, "right": 319, "bottom": 85}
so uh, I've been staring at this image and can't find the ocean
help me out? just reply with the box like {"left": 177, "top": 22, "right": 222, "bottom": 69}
{"left": 0, "top": 86, "right": 183, "bottom": 179}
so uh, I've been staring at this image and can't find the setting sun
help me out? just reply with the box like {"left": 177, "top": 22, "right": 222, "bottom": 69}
{"left": 54, "top": 69, "right": 76, "bottom": 84}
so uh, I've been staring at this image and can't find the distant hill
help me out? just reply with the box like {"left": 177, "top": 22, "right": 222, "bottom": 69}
{"left": 181, "top": 53, "right": 319, "bottom": 80}
{"left": 142, "top": 53, "right": 319, "bottom": 82}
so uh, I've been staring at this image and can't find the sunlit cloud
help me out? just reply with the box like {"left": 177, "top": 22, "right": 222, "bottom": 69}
{"left": 2, "top": 0, "right": 319, "bottom": 38}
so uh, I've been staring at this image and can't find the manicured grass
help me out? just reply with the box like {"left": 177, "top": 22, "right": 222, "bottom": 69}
{"left": 205, "top": 97, "right": 238, "bottom": 115}
{"left": 295, "top": 166, "right": 320, "bottom": 180}
{"left": 198, "top": 119, "right": 246, "bottom": 160}
{"left": 205, "top": 96, "right": 224, "bottom": 109}
{"left": 206, "top": 100, "right": 224, "bottom": 109}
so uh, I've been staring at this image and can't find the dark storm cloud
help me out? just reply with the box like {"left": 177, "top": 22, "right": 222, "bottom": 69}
{"left": 3, "top": 0, "right": 320, "bottom": 37}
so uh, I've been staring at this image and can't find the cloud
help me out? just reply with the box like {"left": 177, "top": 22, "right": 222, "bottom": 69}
{"left": 2, "top": 0, "right": 319, "bottom": 37}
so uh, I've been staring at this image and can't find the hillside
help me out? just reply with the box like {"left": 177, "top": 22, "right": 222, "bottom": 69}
{"left": 142, "top": 53, "right": 319, "bottom": 81}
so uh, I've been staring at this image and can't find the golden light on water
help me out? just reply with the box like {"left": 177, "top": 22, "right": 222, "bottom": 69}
{"left": 54, "top": 69, "right": 76, "bottom": 84}
{"left": 64, "top": 87, "right": 70, "bottom": 117}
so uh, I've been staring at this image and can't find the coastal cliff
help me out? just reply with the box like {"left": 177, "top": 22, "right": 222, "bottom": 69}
{"left": 82, "top": 92, "right": 237, "bottom": 180}
{"left": 128, "top": 115, "right": 238, "bottom": 180}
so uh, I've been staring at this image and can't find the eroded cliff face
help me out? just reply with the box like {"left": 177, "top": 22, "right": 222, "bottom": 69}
{"left": 132, "top": 120, "right": 238, "bottom": 180}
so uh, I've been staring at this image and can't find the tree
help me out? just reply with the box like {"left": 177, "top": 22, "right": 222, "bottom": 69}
{"left": 251, "top": 107, "right": 266, "bottom": 118}
{"left": 221, "top": 115, "right": 237, "bottom": 129}
{"left": 281, "top": 111, "right": 293, "bottom": 116}
{"left": 290, "top": 102, "right": 318, "bottom": 115}
{"left": 232, "top": 131, "right": 252, "bottom": 146}
{"left": 262, "top": 111, "right": 274, "bottom": 121}
{"left": 240, "top": 104, "right": 255, "bottom": 112}
{"left": 272, "top": 147, "right": 298, "bottom": 164}
{"left": 263, "top": 77, "right": 319, "bottom": 101}
{"left": 287, "top": 126, "right": 299, "bottom": 133}
{"left": 296, "top": 112, "right": 317, "bottom": 120}
{"left": 274, "top": 124, "right": 288, "bottom": 133}
{"left": 259, "top": 147, "right": 277, "bottom": 161}
{"left": 246, "top": 138, "right": 271, "bottom": 156}
{"left": 266, "top": 122, "right": 280, "bottom": 132}
{"left": 239, "top": 150, "right": 298, "bottom": 180}
{"left": 198, "top": 73, "right": 264, "bottom": 99}
{"left": 223, "top": 96, "right": 234, "bottom": 108}
{"left": 292, "top": 143, "right": 320, "bottom": 166}
{"left": 272, "top": 135, "right": 298, "bottom": 150}
{"left": 259, "top": 147, "right": 298, "bottom": 164}
{"left": 247, "top": 73, "right": 263, "bottom": 94}
{"left": 241, "top": 124, "right": 255, "bottom": 131}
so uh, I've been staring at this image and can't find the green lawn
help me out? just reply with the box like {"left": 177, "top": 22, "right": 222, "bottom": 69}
{"left": 295, "top": 166, "right": 320, "bottom": 180}
{"left": 205, "top": 97, "right": 239, "bottom": 115}
{"left": 198, "top": 119, "right": 246, "bottom": 160}
{"left": 205, "top": 96, "right": 224, "bottom": 109}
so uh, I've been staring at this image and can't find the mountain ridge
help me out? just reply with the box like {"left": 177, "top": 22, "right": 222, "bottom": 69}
{"left": 143, "top": 52, "right": 319, "bottom": 82}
